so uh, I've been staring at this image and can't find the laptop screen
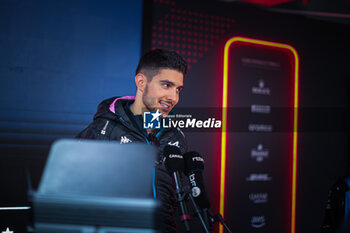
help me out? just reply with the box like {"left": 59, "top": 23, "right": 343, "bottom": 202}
{"left": 38, "top": 139, "right": 158, "bottom": 199}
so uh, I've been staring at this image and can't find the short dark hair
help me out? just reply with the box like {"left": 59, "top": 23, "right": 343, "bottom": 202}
{"left": 135, "top": 49, "right": 188, "bottom": 80}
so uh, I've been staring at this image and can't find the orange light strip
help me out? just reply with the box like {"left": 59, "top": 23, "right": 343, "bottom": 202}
{"left": 219, "top": 40, "right": 230, "bottom": 233}
{"left": 220, "top": 36, "right": 299, "bottom": 233}
{"left": 291, "top": 45, "right": 299, "bottom": 233}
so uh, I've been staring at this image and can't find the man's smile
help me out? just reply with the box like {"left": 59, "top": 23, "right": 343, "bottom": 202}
{"left": 159, "top": 100, "right": 172, "bottom": 111}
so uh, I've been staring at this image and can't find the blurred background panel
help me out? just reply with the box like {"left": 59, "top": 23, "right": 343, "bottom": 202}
{"left": 0, "top": 0, "right": 142, "bottom": 232}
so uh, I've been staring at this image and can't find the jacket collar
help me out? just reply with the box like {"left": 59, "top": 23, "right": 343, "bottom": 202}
{"left": 109, "top": 96, "right": 135, "bottom": 114}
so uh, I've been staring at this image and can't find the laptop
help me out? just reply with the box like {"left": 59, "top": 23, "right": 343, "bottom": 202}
{"left": 32, "top": 139, "right": 161, "bottom": 233}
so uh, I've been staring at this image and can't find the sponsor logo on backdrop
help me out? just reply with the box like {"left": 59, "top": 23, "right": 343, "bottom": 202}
{"left": 251, "top": 216, "right": 266, "bottom": 228}
{"left": 251, "top": 104, "right": 271, "bottom": 114}
{"left": 252, "top": 80, "right": 271, "bottom": 95}
{"left": 242, "top": 57, "right": 280, "bottom": 69}
{"left": 246, "top": 173, "right": 272, "bottom": 182}
{"left": 251, "top": 144, "right": 269, "bottom": 162}
{"left": 248, "top": 124, "right": 273, "bottom": 132}
{"left": 249, "top": 192, "right": 268, "bottom": 204}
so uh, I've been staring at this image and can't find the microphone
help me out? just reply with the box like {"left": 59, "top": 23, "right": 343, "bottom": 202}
{"left": 184, "top": 151, "right": 212, "bottom": 231}
{"left": 184, "top": 152, "right": 233, "bottom": 233}
{"left": 163, "top": 145, "right": 190, "bottom": 232}
{"left": 184, "top": 151, "right": 210, "bottom": 209}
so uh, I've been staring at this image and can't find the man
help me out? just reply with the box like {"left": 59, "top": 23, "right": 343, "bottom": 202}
{"left": 76, "top": 49, "right": 188, "bottom": 233}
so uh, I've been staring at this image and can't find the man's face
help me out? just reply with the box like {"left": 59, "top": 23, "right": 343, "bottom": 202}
{"left": 142, "top": 68, "right": 184, "bottom": 117}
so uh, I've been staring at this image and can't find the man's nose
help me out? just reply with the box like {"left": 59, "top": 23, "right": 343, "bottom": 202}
{"left": 168, "top": 89, "right": 178, "bottom": 104}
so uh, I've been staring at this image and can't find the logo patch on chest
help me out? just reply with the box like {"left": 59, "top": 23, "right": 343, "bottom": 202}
{"left": 120, "top": 136, "right": 132, "bottom": 144}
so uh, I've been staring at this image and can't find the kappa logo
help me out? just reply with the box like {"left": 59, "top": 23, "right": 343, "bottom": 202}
{"left": 120, "top": 136, "right": 132, "bottom": 144}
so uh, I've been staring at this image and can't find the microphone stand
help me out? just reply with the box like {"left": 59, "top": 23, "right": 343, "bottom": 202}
{"left": 174, "top": 171, "right": 191, "bottom": 232}
{"left": 202, "top": 209, "right": 212, "bottom": 231}
{"left": 187, "top": 194, "right": 210, "bottom": 233}
{"left": 177, "top": 186, "right": 232, "bottom": 233}
{"left": 181, "top": 186, "right": 210, "bottom": 233}
{"left": 208, "top": 210, "right": 232, "bottom": 233}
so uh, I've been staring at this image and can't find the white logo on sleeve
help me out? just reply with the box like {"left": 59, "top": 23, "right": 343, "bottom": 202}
{"left": 120, "top": 136, "right": 132, "bottom": 144}
{"left": 168, "top": 141, "right": 179, "bottom": 147}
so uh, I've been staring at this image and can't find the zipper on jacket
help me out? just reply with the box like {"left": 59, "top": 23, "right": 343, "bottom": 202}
{"left": 101, "top": 120, "right": 110, "bottom": 135}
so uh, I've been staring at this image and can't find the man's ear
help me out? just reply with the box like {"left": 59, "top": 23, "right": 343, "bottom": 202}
{"left": 135, "top": 73, "right": 147, "bottom": 93}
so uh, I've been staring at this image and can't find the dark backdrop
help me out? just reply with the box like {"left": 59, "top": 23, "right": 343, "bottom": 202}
{"left": 142, "top": 1, "right": 349, "bottom": 233}
{"left": 0, "top": 0, "right": 349, "bottom": 232}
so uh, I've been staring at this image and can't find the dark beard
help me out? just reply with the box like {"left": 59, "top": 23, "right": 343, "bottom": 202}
{"left": 142, "top": 84, "right": 157, "bottom": 112}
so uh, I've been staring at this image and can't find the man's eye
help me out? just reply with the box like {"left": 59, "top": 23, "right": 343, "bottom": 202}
{"left": 176, "top": 88, "right": 181, "bottom": 93}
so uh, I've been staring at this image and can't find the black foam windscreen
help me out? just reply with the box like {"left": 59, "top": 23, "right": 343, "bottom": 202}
{"left": 163, "top": 145, "right": 184, "bottom": 174}
{"left": 183, "top": 151, "right": 210, "bottom": 209}
{"left": 184, "top": 151, "right": 204, "bottom": 175}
